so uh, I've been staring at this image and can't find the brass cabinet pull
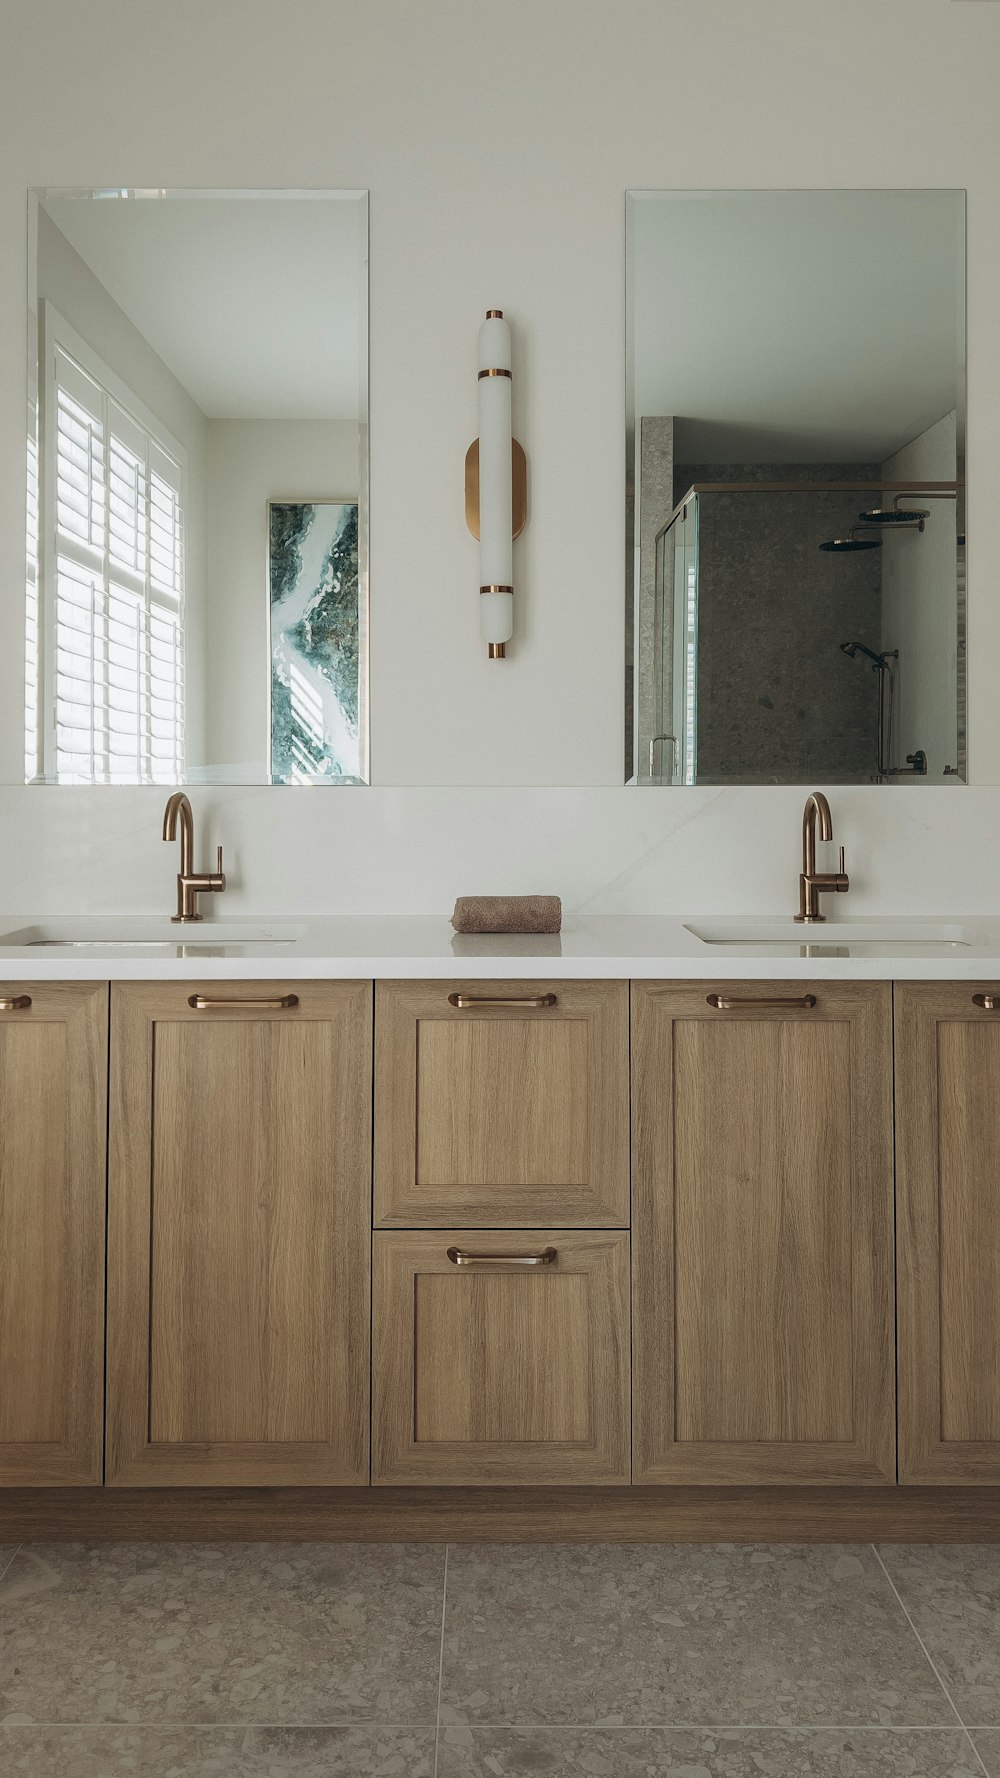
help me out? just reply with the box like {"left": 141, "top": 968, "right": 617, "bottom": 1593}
{"left": 447, "top": 993, "right": 557, "bottom": 1009}
{"left": 0, "top": 995, "right": 31, "bottom": 1011}
{"left": 707, "top": 993, "right": 818, "bottom": 1012}
{"left": 188, "top": 993, "right": 299, "bottom": 1011}
{"left": 446, "top": 1245, "right": 557, "bottom": 1268}
{"left": 972, "top": 993, "right": 1000, "bottom": 1010}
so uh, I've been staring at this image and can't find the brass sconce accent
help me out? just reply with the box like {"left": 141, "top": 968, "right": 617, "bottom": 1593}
{"left": 464, "top": 439, "right": 529, "bottom": 545}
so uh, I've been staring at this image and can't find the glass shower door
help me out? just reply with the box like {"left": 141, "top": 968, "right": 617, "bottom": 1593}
{"left": 647, "top": 493, "right": 698, "bottom": 784}
{"left": 671, "top": 493, "right": 698, "bottom": 785}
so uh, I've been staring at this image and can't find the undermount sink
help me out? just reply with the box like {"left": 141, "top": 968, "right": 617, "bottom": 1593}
{"left": 0, "top": 920, "right": 305, "bottom": 949}
{"left": 686, "top": 919, "right": 975, "bottom": 950}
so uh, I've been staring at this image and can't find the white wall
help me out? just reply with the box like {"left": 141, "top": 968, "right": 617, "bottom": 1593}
{"left": 203, "top": 420, "right": 359, "bottom": 775}
{"left": 882, "top": 414, "right": 959, "bottom": 782}
{"left": 2, "top": 0, "right": 1000, "bottom": 918}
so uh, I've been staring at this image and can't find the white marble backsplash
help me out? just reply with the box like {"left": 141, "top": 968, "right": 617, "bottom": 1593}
{"left": 0, "top": 783, "right": 994, "bottom": 920}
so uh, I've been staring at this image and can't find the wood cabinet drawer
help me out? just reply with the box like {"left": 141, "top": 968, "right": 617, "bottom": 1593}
{"left": 632, "top": 980, "right": 895, "bottom": 1485}
{"left": 372, "top": 1229, "right": 630, "bottom": 1484}
{"left": 374, "top": 980, "right": 629, "bottom": 1225}
{"left": 107, "top": 981, "right": 372, "bottom": 1486}
{"left": 0, "top": 981, "right": 107, "bottom": 1486}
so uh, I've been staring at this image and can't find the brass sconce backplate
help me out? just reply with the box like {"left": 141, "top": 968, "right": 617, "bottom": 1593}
{"left": 464, "top": 439, "right": 528, "bottom": 540}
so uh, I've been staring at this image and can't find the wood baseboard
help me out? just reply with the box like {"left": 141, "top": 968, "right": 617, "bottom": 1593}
{"left": 4, "top": 1486, "right": 1000, "bottom": 1542}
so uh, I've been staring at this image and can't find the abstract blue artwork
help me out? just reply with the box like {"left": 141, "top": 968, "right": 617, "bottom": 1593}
{"left": 268, "top": 499, "right": 361, "bottom": 783}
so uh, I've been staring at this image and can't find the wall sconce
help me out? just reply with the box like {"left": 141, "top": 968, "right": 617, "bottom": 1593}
{"left": 465, "top": 309, "right": 527, "bottom": 659}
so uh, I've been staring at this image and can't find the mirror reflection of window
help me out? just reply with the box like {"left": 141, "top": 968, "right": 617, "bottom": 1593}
{"left": 626, "top": 190, "right": 967, "bottom": 788}
{"left": 26, "top": 189, "right": 369, "bottom": 787}
{"left": 40, "top": 310, "right": 185, "bottom": 783}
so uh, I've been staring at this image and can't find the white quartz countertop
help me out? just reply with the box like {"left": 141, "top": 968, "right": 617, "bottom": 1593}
{"left": 1, "top": 913, "right": 1000, "bottom": 981}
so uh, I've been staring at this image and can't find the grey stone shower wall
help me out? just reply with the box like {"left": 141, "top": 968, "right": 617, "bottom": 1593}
{"left": 673, "top": 464, "right": 883, "bottom": 784}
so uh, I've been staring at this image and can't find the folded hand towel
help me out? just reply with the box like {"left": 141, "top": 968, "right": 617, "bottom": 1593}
{"left": 451, "top": 895, "right": 562, "bottom": 935}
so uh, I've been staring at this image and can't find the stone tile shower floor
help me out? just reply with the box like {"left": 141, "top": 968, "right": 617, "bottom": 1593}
{"left": 0, "top": 1541, "right": 998, "bottom": 1775}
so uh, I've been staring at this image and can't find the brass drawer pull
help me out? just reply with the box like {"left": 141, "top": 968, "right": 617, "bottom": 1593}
{"left": 447, "top": 1245, "right": 557, "bottom": 1268}
{"left": 188, "top": 993, "right": 299, "bottom": 1011}
{"left": 447, "top": 993, "right": 557, "bottom": 1009}
{"left": 0, "top": 995, "right": 32, "bottom": 1011}
{"left": 972, "top": 993, "right": 1000, "bottom": 1010}
{"left": 707, "top": 993, "right": 818, "bottom": 1012}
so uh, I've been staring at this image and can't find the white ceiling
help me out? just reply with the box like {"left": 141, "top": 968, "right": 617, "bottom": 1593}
{"left": 40, "top": 192, "right": 365, "bottom": 421}
{"left": 629, "top": 189, "right": 964, "bottom": 463}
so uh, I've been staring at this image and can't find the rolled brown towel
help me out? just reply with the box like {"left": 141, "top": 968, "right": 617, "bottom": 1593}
{"left": 452, "top": 895, "right": 562, "bottom": 935}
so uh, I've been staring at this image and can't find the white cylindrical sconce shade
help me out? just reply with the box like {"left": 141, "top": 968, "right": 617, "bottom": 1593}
{"left": 477, "top": 309, "right": 513, "bottom": 657}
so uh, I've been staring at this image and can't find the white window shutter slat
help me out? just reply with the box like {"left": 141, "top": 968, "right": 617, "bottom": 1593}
{"left": 47, "top": 325, "right": 185, "bottom": 783}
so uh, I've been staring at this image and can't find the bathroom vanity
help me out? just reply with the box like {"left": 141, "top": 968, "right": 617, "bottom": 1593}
{"left": 2, "top": 917, "right": 999, "bottom": 1540}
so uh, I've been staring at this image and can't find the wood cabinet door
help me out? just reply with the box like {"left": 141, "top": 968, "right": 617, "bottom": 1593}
{"left": 0, "top": 981, "right": 107, "bottom": 1486}
{"left": 107, "top": 981, "right": 371, "bottom": 1486}
{"left": 632, "top": 981, "right": 895, "bottom": 1485}
{"left": 373, "top": 1229, "right": 630, "bottom": 1484}
{"left": 897, "top": 982, "right": 1000, "bottom": 1483}
{"left": 374, "top": 980, "right": 629, "bottom": 1225}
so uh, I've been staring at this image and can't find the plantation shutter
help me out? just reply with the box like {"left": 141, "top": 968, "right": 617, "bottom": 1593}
{"left": 45, "top": 315, "right": 185, "bottom": 783}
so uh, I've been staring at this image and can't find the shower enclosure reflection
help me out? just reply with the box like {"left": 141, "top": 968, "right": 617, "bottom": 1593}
{"left": 650, "top": 478, "right": 962, "bottom": 785}
{"left": 627, "top": 189, "right": 967, "bottom": 786}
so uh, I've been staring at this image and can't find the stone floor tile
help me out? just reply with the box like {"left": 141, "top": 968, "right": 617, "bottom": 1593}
{"left": 0, "top": 1543, "right": 445, "bottom": 1726}
{"left": 440, "top": 1544, "right": 955, "bottom": 1726}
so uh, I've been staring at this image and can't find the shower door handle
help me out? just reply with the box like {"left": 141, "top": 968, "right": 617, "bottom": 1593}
{"left": 649, "top": 734, "right": 678, "bottom": 781}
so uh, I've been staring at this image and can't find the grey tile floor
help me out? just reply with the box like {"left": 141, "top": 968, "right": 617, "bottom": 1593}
{"left": 1, "top": 1540, "right": 999, "bottom": 1774}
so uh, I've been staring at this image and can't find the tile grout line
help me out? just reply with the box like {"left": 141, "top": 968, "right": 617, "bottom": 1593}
{"left": 0, "top": 1721, "right": 439, "bottom": 1733}
{"left": 0, "top": 1720, "right": 992, "bottom": 1735}
{"left": 400, "top": 1720, "right": 998, "bottom": 1734}
{"left": 0, "top": 1545, "right": 21, "bottom": 1587}
{"left": 871, "top": 1543, "right": 988, "bottom": 1773}
{"left": 432, "top": 1542, "right": 449, "bottom": 1778}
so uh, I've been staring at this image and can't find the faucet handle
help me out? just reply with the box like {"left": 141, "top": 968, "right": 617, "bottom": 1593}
{"left": 838, "top": 845, "right": 845, "bottom": 875}
{"left": 216, "top": 845, "right": 224, "bottom": 875}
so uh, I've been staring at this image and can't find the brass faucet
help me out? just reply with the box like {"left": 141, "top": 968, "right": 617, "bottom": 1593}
{"left": 162, "top": 792, "right": 226, "bottom": 923}
{"left": 795, "top": 790, "right": 849, "bottom": 923}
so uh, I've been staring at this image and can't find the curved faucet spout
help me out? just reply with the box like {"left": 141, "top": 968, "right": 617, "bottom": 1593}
{"left": 801, "top": 790, "right": 832, "bottom": 883}
{"left": 162, "top": 791, "right": 194, "bottom": 876}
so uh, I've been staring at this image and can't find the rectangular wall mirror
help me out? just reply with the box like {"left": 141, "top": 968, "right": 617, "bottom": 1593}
{"left": 626, "top": 189, "right": 966, "bottom": 786}
{"left": 26, "top": 188, "right": 368, "bottom": 786}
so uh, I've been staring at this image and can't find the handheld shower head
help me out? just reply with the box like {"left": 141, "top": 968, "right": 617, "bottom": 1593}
{"left": 840, "top": 640, "right": 895, "bottom": 669}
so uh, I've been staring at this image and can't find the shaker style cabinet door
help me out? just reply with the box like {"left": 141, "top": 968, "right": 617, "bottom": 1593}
{"left": 372, "top": 1229, "right": 630, "bottom": 1484}
{"left": 0, "top": 982, "right": 108, "bottom": 1485}
{"left": 897, "top": 982, "right": 1000, "bottom": 1483}
{"left": 107, "top": 982, "right": 372, "bottom": 1485}
{"left": 632, "top": 981, "right": 895, "bottom": 1485}
{"left": 374, "top": 980, "right": 629, "bottom": 1225}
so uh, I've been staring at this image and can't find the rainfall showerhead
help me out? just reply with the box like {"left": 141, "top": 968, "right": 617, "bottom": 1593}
{"left": 858, "top": 492, "right": 940, "bottom": 527}
{"left": 820, "top": 526, "right": 882, "bottom": 553}
{"left": 859, "top": 506, "right": 927, "bottom": 528}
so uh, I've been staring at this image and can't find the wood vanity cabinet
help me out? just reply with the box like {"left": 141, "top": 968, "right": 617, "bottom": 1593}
{"left": 896, "top": 982, "right": 1000, "bottom": 1483}
{"left": 374, "top": 980, "right": 629, "bottom": 1225}
{"left": 106, "top": 981, "right": 372, "bottom": 1486}
{"left": 631, "top": 981, "right": 896, "bottom": 1485}
{"left": 0, "top": 982, "right": 107, "bottom": 1485}
{"left": 372, "top": 1229, "right": 630, "bottom": 1484}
